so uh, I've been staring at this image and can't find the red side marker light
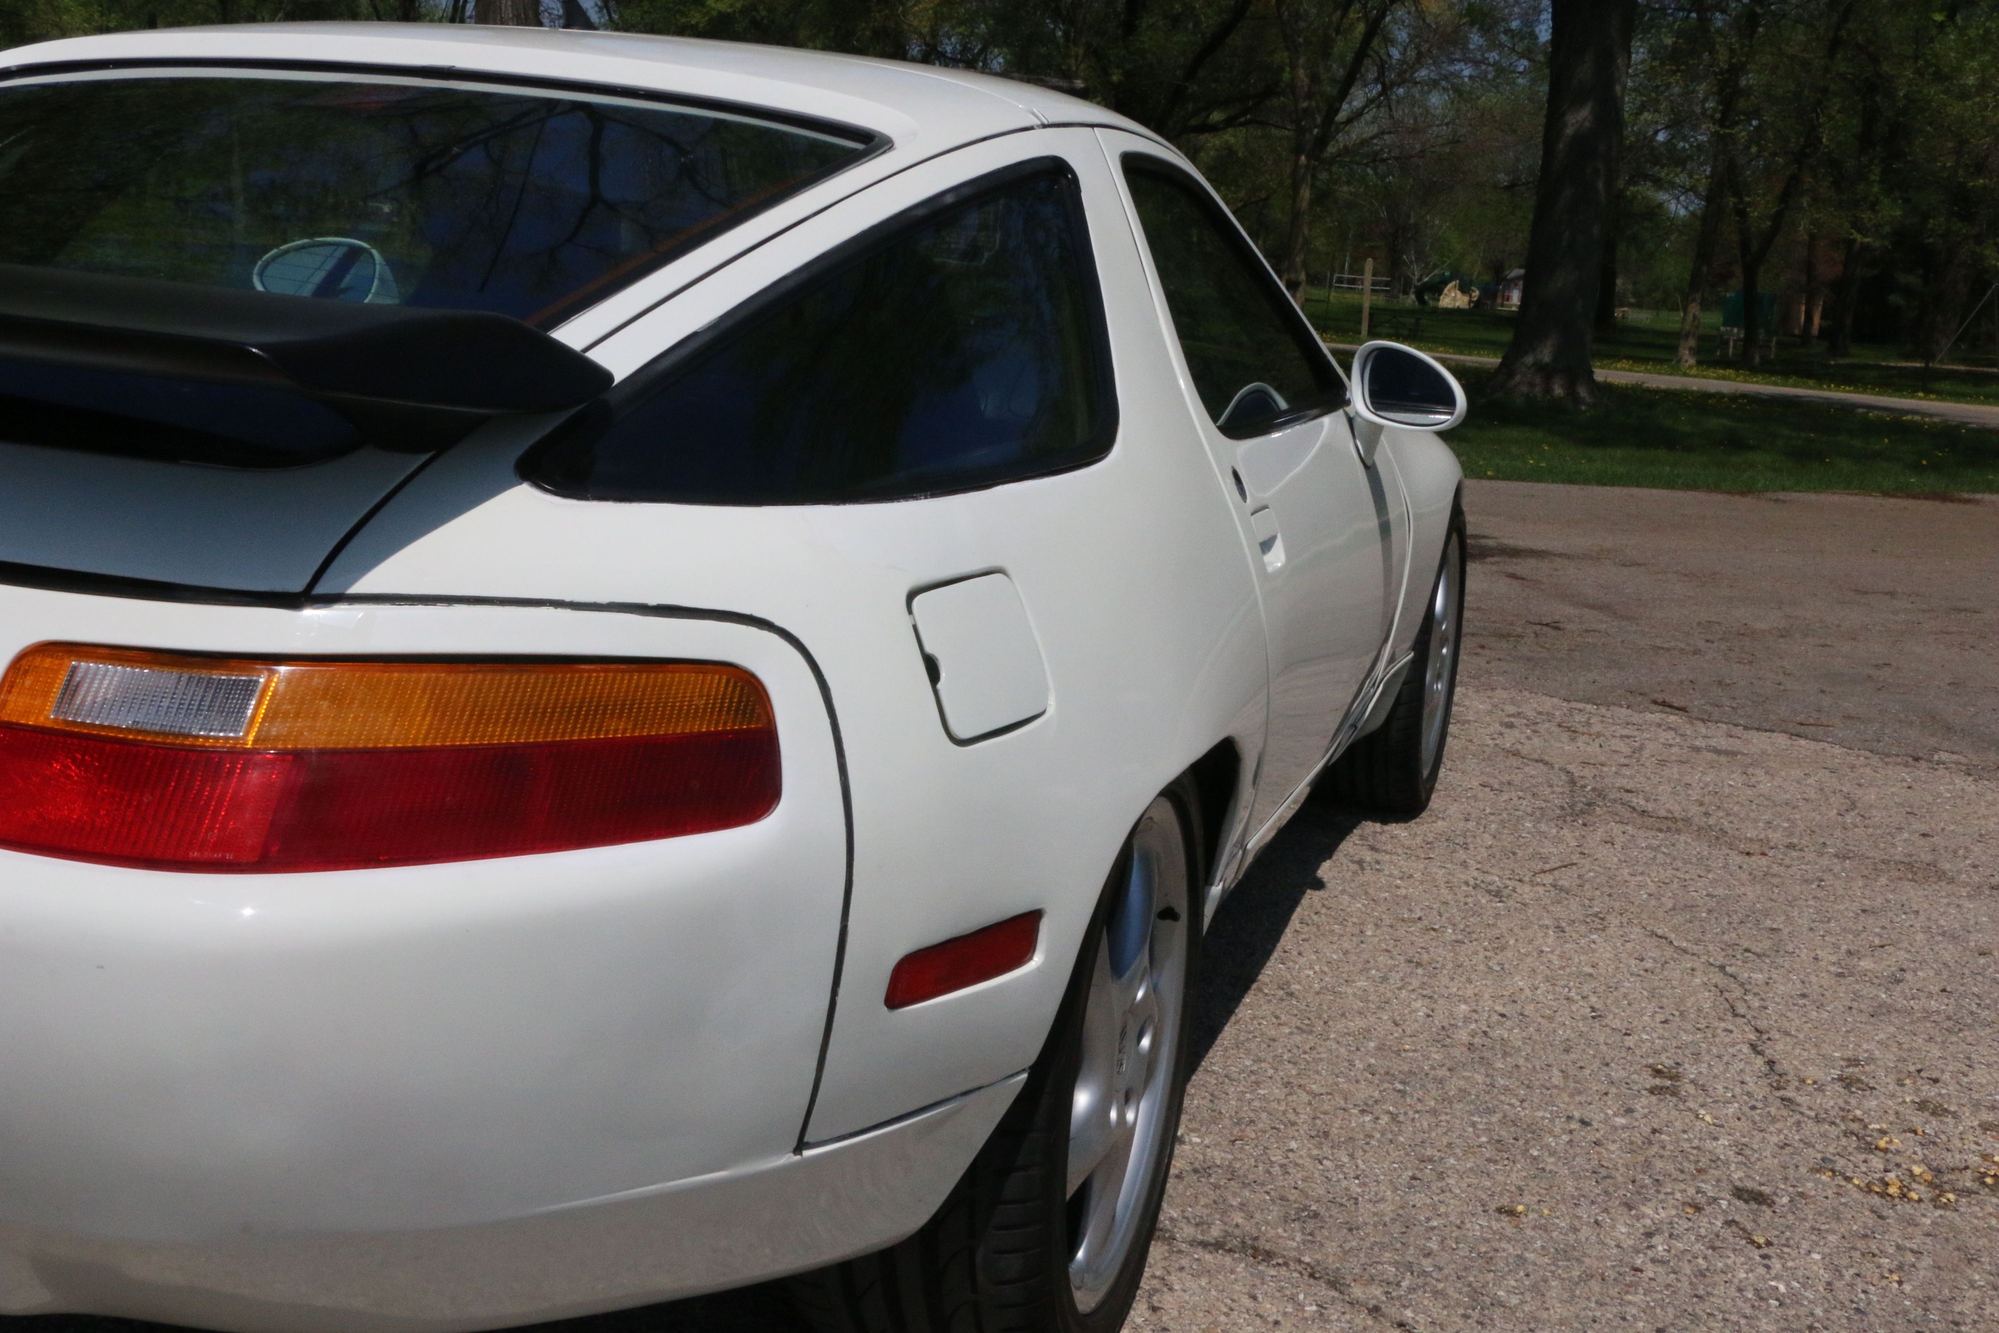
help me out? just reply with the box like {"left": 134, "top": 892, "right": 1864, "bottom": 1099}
{"left": 885, "top": 911, "right": 1042, "bottom": 1010}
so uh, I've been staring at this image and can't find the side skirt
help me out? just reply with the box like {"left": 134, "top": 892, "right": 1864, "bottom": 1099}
{"left": 1203, "top": 647, "right": 1416, "bottom": 926}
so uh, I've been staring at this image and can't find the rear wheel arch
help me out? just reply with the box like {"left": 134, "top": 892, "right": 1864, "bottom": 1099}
{"left": 795, "top": 773, "right": 1205, "bottom": 1331}
{"left": 1184, "top": 737, "right": 1240, "bottom": 894}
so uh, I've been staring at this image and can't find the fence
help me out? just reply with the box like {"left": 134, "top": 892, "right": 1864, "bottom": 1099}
{"left": 1323, "top": 272, "right": 1393, "bottom": 295}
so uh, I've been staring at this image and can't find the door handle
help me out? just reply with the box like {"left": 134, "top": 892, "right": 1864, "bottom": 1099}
{"left": 1248, "top": 505, "right": 1284, "bottom": 571}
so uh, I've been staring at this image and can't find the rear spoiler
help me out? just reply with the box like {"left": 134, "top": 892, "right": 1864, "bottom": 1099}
{"left": 0, "top": 265, "right": 614, "bottom": 468}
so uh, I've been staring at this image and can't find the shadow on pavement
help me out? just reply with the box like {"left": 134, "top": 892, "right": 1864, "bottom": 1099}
{"left": 1188, "top": 801, "right": 1361, "bottom": 1075}
{"left": 22, "top": 803, "right": 1362, "bottom": 1333}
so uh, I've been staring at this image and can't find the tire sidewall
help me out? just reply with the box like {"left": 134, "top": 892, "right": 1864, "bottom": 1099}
{"left": 1416, "top": 503, "right": 1468, "bottom": 798}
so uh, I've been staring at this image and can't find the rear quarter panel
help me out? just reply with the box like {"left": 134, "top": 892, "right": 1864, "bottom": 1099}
{"left": 314, "top": 128, "right": 1271, "bottom": 1141}
{"left": 0, "top": 588, "right": 846, "bottom": 1233}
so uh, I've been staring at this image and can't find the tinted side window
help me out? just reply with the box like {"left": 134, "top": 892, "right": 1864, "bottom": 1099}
{"left": 528, "top": 162, "right": 1115, "bottom": 504}
{"left": 1123, "top": 160, "right": 1343, "bottom": 438}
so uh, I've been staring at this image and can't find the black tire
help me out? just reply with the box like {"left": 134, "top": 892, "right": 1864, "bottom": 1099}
{"left": 792, "top": 780, "right": 1203, "bottom": 1333}
{"left": 1321, "top": 498, "right": 1466, "bottom": 818}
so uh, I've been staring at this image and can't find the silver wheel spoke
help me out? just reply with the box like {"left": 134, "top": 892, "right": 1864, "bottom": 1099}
{"left": 1066, "top": 795, "right": 1191, "bottom": 1313}
{"left": 1073, "top": 1137, "right": 1130, "bottom": 1273}
{"left": 1113, "top": 953, "right": 1149, "bottom": 1025}
{"left": 1420, "top": 533, "right": 1461, "bottom": 773}
{"left": 1067, "top": 1084, "right": 1126, "bottom": 1197}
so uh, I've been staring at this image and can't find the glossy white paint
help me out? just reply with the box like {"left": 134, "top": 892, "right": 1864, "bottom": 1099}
{"left": 0, "top": 1072, "right": 1025, "bottom": 1332}
{"left": 0, "top": 593, "right": 848, "bottom": 1219}
{"left": 909, "top": 573, "right": 1051, "bottom": 743}
{"left": 1350, "top": 340, "right": 1471, "bottom": 434}
{"left": 0, "top": 24, "right": 1463, "bottom": 1331}
{"left": 315, "top": 125, "right": 1274, "bottom": 1144}
{"left": 1102, "top": 132, "right": 1409, "bottom": 846}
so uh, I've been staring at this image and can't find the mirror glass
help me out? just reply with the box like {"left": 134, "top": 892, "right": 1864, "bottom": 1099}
{"left": 1362, "top": 347, "right": 1457, "bottom": 427}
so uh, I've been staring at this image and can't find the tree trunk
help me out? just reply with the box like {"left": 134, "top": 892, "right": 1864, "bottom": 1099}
{"left": 1799, "top": 232, "right": 1818, "bottom": 346}
{"left": 1282, "top": 148, "right": 1313, "bottom": 304}
{"left": 1677, "top": 153, "right": 1728, "bottom": 368}
{"left": 475, "top": 0, "right": 541, "bottom": 25}
{"left": 1731, "top": 182, "right": 1766, "bottom": 367}
{"left": 1829, "top": 236, "right": 1864, "bottom": 357}
{"left": 1742, "top": 279, "right": 1763, "bottom": 364}
{"left": 1726, "top": 0, "right": 1855, "bottom": 369}
{"left": 1383, "top": 218, "right": 1408, "bottom": 301}
{"left": 1594, "top": 189, "right": 1623, "bottom": 336}
{"left": 1487, "top": 0, "right": 1638, "bottom": 407}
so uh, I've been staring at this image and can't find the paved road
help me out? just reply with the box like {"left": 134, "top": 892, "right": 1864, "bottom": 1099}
{"left": 1330, "top": 344, "right": 1999, "bottom": 429}
{"left": 26, "top": 482, "right": 1999, "bottom": 1331}
{"left": 1466, "top": 482, "right": 1999, "bottom": 773}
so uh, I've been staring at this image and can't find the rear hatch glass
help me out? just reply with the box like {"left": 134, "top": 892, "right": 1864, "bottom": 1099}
{"left": 0, "top": 70, "right": 871, "bottom": 326}
{"left": 0, "top": 68, "right": 873, "bottom": 593}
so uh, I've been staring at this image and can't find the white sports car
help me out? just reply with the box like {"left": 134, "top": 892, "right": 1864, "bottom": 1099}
{"left": 0, "top": 22, "right": 1466, "bottom": 1333}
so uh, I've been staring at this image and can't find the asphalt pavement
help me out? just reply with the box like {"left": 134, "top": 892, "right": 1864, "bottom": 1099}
{"left": 24, "top": 481, "right": 1999, "bottom": 1332}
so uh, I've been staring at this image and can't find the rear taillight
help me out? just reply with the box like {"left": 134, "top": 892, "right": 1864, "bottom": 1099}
{"left": 0, "top": 644, "right": 779, "bottom": 872}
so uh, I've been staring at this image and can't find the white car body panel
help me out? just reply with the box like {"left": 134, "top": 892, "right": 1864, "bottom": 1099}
{"left": 0, "top": 24, "right": 1461, "bottom": 1330}
{"left": 1102, "top": 130, "right": 1416, "bottom": 851}
{"left": 908, "top": 573, "right": 1052, "bottom": 742}
{"left": 317, "top": 128, "right": 1272, "bottom": 1140}
{"left": 0, "top": 594, "right": 848, "bottom": 1223}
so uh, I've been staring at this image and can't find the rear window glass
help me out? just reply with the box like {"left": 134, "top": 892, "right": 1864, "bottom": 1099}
{"left": 0, "top": 73, "right": 870, "bottom": 328}
{"left": 526, "top": 161, "right": 1116, "bottom": 504}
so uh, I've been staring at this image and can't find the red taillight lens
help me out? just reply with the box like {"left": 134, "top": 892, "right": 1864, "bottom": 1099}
{"left": 0, "top": 646, "right": 779, "bottom": 872}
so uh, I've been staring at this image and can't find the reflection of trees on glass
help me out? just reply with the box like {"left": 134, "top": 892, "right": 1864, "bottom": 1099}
{"left": 1124, "top": 164, "right": 1341, "bottom": 438}
{"left": 0, "top": 76, "right": 863, "bottom": 325}
{"left": 542, "top": 169, "right": 1113, "bottom": 504}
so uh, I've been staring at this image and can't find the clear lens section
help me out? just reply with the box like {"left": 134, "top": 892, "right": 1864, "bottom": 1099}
{"left": 50, "top": 661, "right": 265, "bottom": 740}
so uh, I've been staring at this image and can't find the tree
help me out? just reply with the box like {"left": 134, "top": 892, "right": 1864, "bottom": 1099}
{"left": 1720, "top": 0, "right": 1856, "bottom": 366}
{"left": 1485, "top": 0, "right": 1636, "bottom": 407}
{"left": 1271, "top": 0, "right": 1396, "bottom": 302}
{"left": 1654, "top": 0, "right": 1739, "bottom": 368}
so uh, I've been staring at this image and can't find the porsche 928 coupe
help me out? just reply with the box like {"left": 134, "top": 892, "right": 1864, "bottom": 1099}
{"left": 0, "top": 23, "right": 1467, "bottom": 1333}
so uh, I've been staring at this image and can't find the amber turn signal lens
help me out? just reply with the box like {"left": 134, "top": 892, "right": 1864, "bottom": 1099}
{"left": 0, "top": 643, "right": 770, "bottom": 750}
{"left": 0, "top": 644, "right": 779, "bottom": 872}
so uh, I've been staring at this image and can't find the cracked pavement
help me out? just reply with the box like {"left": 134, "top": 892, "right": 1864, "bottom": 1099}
{"left": 1130, "top": 482, "right": 1999, "bottom": 1330}
{"left": 26, "top": 480, "right": 1999, "bottom": 1332}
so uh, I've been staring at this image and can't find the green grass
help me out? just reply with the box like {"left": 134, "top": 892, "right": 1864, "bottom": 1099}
{"left": 1447, "top": 372, "right": 1999, "bottom": 494}
{"left": 1303, "top": 291, "right": 1999, "bottom": 408}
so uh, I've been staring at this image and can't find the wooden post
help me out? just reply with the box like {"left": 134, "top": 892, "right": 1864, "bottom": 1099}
{"left": 1360, "top": 258, "right": 1374, "bottom": 341}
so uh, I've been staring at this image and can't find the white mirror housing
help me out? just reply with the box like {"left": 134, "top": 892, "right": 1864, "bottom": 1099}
{"left": 1348, "top": 340, "right": 1467, "bottom": 433}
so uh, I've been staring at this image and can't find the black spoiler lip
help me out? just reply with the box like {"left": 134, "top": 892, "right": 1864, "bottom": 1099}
{"left": 0, "top": 265, "right": 615, "bottom": 465}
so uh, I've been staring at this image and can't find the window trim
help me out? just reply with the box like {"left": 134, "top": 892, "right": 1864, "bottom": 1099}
{"left": 0, "top": 58, "right": 887, "bottom": 153}
{"left": 519, "top": 155, "right": 1121, "bottom": 506}
{"left": 1119, "top": 153, "right": 1349, "bottom": 441}
{"left": 0, "top": 59, "right": 888, "bottom": 331}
